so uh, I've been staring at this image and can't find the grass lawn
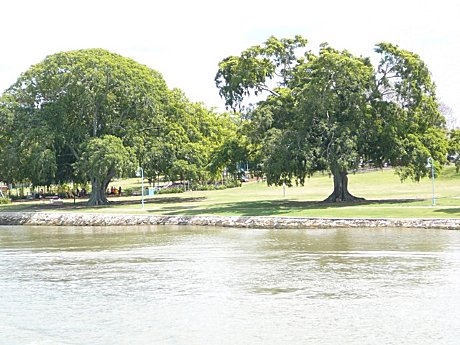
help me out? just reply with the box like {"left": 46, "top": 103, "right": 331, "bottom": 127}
{"left": 2, "top": 166, "right": 460, "bottom": 219}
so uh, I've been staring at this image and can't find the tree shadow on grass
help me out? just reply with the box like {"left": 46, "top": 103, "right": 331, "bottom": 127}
{"left": 108, "top": 196, "right": 206, "bottom": 206}
{"left": 149, "top": 198, "right": 422, "bottom": 217}
{"left": 434, "top": 208, "right": 460, "bottom": 215}
{"left": 0, "top": 196, "right": 206, "bottom": 212}
{"left": 1, "top": 197, "right": 423, "bottom": 216}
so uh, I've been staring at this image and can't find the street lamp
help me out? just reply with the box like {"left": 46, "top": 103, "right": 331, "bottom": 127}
{"left": 426, "top": 157, "right": 435, "bottom": 206}
{"left": 136, "top": 167, "right": 144, "bottom": 208}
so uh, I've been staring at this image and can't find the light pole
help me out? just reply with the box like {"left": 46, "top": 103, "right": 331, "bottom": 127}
{"left": 426, "top": 157, "right": 435, "bottom": 206}
{"left": 136, "top": 167, "right": 144, "bottom": 208}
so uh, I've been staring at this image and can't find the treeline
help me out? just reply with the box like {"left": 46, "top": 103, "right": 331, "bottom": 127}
{"left": 1, "top": 38, "right": 460, "bottom": 205}
{"left": 0, "top": 49, "right": 250, "bottom": 205}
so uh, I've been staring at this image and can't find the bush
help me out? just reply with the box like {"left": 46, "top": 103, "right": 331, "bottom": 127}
{"left": 192, "top": 179, "right": 242, "bottom": 191}
{"left": 193, "top": 184, "right": 217, "bottom": 191}
{"left": 0, "top": 198, "right": 11, "bottom": 205}
{"left": 123, "top": 188, "right": 134, "bottom": 196}
{"left": 225, "top": 180, "right": 242, "bottom": 189}
{"left": 157, "top": 187, "right": 185, "bottom": 195}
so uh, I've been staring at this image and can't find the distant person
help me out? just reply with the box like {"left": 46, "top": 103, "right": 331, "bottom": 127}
{"left": 118, "top": 186, "right": 122, "bottom": 196}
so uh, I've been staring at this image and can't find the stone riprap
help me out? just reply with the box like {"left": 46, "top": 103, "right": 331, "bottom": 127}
{"left": 0, "top": 212, "right": 459, "bottom": 229}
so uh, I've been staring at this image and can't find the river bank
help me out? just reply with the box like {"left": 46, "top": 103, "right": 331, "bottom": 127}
{"left": 0, "top": 212, "right": 459, "bottom": 229}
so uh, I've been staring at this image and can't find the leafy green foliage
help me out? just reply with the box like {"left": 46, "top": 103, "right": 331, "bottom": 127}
{"left": 1, "top": 48, "right": 238, "bottom": 204}
{"left": 0, "top": 197, "right": 11, "bottom": 205}
{"left": 74, "top": 135, "right": 136, "bottom": 205}
{"left": 372, "top": 42, "right": 447, "bottom": 181}
{"left": 215, "top": 36, "right": 308, "bottom": 110}
{"left": 448, "top": 129, "right": 460, "bottom": 172}
{"left": 75, "top": 135, "right": 136, "bottom": 184}
{"left": 209, "top": 137, "right": 248, "bottom": 179}
{"left": 156, "top": 187, "right": 185, "bottom": 195}
{"left": 139, "top": 89, "right": 237, "bottom": 184}
{"left": 0, "top": 49, "right": 168, "bottom": 200}
{"left": 216, "top": 36, "right": 448, "bottom": 202}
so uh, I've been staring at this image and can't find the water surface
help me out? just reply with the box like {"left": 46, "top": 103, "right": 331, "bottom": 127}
{"left": 1, "top": 225, "right": 460, "bottom": 344}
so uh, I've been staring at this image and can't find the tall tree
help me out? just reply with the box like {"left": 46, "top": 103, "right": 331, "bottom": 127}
{"left": 216, "top": 36, "right": 447, "bottom": 202}
{"left": 0, "top": 49, "right": 169, "bottom": 204}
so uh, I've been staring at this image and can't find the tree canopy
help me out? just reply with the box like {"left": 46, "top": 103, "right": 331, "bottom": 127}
{"left": 0, "top": 48, "right": 236, "bottom": 204}
{"left": 0, "top": 40, "right": 449, "bottom": 205}
{"left": 0, "top": 48, "right": 170, "bottom": 204}
{"left": 216, "top": 36, "right": 448, "bottom": 202}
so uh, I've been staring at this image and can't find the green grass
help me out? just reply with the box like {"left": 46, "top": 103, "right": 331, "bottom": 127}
{"left": 2, "top": 167, "right": 460, "bottom": 219}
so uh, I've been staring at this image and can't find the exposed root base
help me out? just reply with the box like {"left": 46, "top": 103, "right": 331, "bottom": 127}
{"left": 87, "top": 197, "right": 110, "bottom": 206}
{"left": 322, "top": 193, "right": 365, "bottom": 203}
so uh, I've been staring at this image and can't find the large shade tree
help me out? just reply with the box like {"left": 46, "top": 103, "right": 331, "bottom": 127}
{"left": 0, "top": 48, "right": 170, "bottom": 205}
{"left": 216, "top": 36, "right": 448, "bottom": 202}
{"left": 1, "top": 49, "right": 239, "bottom": 203}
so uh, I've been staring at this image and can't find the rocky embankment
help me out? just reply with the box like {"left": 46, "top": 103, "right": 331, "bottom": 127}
{"left": 0, "top": 212, "right": 459, "bottom": 229}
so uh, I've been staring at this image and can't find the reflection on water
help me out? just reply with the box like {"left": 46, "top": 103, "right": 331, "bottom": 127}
{"left": 1, "top": 226, "right": 460, "bottom": 344}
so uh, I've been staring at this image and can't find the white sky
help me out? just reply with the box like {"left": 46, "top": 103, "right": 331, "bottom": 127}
{"left": 1, "top": 0, "right": 459, "bottom": 123}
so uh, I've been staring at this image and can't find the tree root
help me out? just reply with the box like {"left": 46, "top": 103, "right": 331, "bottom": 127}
{"left": 322, "top": 191, "right": 365, "bottom": 203}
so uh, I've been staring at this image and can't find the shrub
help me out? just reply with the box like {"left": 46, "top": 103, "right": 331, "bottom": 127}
{"left": 224, "top": 179, "right": 242, "bottom": 189}
{"left": 0, "top": 198, "right": 11, "bottom": 205}
{"left": 123, "top": 188, "right": 134, "bottom": 196}
{"left": 192, "top": 179, "right": 242, "bottom": 191}
{"left": 193, "top": 184, "right": 217, "bottom": 191}
{"left": 157, "top": 187, "right": 185, "bottom": 195}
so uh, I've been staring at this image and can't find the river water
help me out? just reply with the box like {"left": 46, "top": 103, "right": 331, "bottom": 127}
{"left": 1, "top": 225, "right": 460, "bottom": 345}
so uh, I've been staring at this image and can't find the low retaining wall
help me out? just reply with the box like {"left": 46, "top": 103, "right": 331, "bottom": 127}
{"left": 0, "top": 212, "right": 459, "bottom": 229}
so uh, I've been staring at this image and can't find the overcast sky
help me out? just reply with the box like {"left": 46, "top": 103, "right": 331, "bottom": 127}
{"left": 1, "top": 0, "right": 459, "bottom": 123}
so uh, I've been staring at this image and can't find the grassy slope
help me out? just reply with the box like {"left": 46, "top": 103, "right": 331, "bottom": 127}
{"left": 2, "top": 167, "right": 460, "bottom": 218}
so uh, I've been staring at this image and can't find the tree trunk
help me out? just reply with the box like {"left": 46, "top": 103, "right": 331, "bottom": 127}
{"left": 323, "top": 170, "right": 364, "bottom": 203}
{"left": 87, "top": 177, "right": 110, "bottom": 206}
